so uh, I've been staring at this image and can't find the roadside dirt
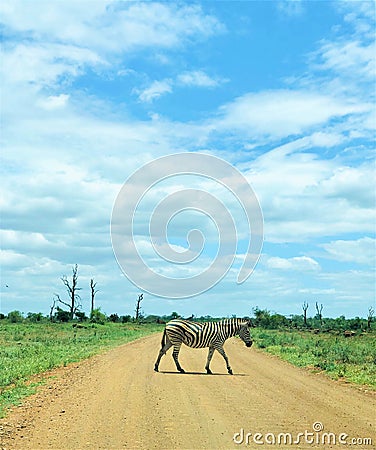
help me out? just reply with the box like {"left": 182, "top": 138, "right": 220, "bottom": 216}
{"left": 0, "top": 333, "right": 375, "bottom": 449}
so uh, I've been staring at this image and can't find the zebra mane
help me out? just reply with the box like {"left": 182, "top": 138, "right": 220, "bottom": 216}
{"left": 181, "top": 317, "right": 250, "bottom": 328}
{"left": 216, "top": 318, "right": 249, "bottom": 327}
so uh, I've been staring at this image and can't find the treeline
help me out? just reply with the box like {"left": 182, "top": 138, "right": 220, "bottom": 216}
{"left": 0, "top": 308, "right": 148, "bottom": 325}
{"left": 3, "top": 265, "right": 373, "bottom": 332}
{"left": 1, "top": 307, "right": 374, "bottom": 332}
{"left": 251, "top": 307, "right": 374, "bottom": 332}
{"left": 0, "top": 309, "right": 185, "bottom": 325}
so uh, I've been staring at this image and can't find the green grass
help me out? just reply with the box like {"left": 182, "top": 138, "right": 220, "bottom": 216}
{"left": 0, "top": 322, "right": 163, "bottom": 417}
{"left": 2, "top": 323, "right": 374, "bottom": 417}
{"left": 252, "top": 328, "right": 376, "bottom": 389}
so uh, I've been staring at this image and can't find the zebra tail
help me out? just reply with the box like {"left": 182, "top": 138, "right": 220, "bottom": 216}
{"left": 161, "top": 328, "right": 167, "bottom": 349}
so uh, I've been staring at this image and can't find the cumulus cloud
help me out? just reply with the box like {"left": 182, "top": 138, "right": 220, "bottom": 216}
{"left": 215, "top": 89, "right": 370, "bottom": 138}
{"left": 265, "top": 256, "right": 320, "bottom": 271}
{"left": 321, "top": 237, "right": 376, "bottom": 265}
{"left": 318, "top": 165, "right": 375, "bottom": 208}
{"left": 1, "top": 43, "right": 104, "bottom": 87}
{"left": 247, "top": 147, "right": 374, "bottom": 242}
{"left": 0, "top": 1, "right": 224, "bottom": 95}
{"left": 0, "top": 2, "right": 223, "bottom": 54}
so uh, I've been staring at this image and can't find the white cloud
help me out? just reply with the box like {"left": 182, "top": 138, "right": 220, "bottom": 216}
{"left": 215, "top": 89, "right": 370, "bottom": 138}
{"left": 284, "top": 4, "right": 375, "bottom": 144}
{"left": 177, "top": 70, "right": 224, "bottom": 88}
{"left": 136, "top": 70, "right": 225, "bottom": 103}
{"left": 321, "top": 238, "right": 376, "bottom": 265}
{"left": 335, "top": 1, "right": 375, "bottom": 40}
{"left": 313, "top": 40, "right": 375, "bottom": 80}
{"left": 0, "top": 2, "right": 223, "bottom": 54}
{"left": 318, "top": 165, "right": 375, "bottom": 208}
{"left": 0, "top": 250, "right": 31, "bottom": 268}
{"left": 318, "top": 269, "right": 375, "bottom": 306}
{"left": 1, "top": 43, "right": 104, "bottom": 87}
{"left": 244, "top": 142, "right": 375, "bottom": 243}
{"left": 37, "top": 94, "right": 70, "bottom": 110}
{"left": 137, "top": 79, "right": 173, "bottom": 103}
{"left": 0, "top": 1, "right": 224, "bottom": 100}
{"left": 308, "top": 131, "right": 344, "bottom": 148}
{"left": 265, "top": 256, "right": 320, "bottom": 271}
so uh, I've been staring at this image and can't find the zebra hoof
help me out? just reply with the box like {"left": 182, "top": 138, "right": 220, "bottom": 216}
{"left": 178, "top": 368, "right": 185, "bottom": 373}
{"left": 228, "top": 369, "right": 233, "bottom": 375}
{"left": 206, "top": 369, "right": 212, "bottom": 375}
{"left": 154, "top": 366, "right": 159, "bottom": 372}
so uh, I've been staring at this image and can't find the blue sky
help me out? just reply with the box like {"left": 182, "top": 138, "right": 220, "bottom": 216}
{"left": 1, "top": 1, "right": 375, "bottom": 319}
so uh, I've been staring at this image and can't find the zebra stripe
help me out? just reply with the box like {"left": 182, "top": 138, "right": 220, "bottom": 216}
{"left": 154, "top": 318, "right": 253, "bottom": 375}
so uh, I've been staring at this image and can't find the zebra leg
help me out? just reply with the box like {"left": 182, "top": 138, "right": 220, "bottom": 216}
{"left": 205, "top": 346, "right": 215, "bottom": 374}
{"left": 172, "top": 344, "right": 185, "bottom": 373}
{"left": 217, "top": 346, "right": 233, "bottom": 375}
{"left": 154, "top": 340, "right": 172, "bottom": 372}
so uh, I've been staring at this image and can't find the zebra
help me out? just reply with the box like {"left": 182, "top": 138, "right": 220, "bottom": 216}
{"left": 154, "top": 318, "right": 253, "bottom": 375}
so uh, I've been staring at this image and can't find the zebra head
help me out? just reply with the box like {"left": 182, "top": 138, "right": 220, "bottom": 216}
{"left": 238, "top": 320, "right": 253, "bottom": 347}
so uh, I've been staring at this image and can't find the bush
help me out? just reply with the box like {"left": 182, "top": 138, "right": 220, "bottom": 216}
{"left": 252, "top": 307, "right": 290, "bottom": 329}
{"left": 90, "top": 308, "right": 106, "bottom": 324}
{"left": 7, "top": 311, "right": 23, "bottom": 323}
{"left": 75, "top": 311, "right": 87, "bottom": 322}
{"left": 120, "top": 315, "right": 132, "bottom": 323}
{"left": 54, "top": 308, "right": 71, "bottom": 322}
{"left": 108, "top": 313, "right": 120, "bottom": 323}
{"left": 26, "top": 312, "right": 44, "bottom": 323}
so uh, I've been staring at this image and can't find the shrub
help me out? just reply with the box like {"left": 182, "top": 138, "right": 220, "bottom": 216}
{"left": 90, "top": 308, "right": 106, "bottom": 324}
{"left": 7, "top": 311, "right": 23, "bottom": 323}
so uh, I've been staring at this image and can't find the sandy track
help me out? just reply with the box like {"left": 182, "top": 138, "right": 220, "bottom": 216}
{"left": 1, "top": 333, "right": 375, "bottom": 450}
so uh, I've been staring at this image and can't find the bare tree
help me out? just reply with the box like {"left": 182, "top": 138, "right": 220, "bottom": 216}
{"left": 59, "top": 264, "right": 82, "bottom": 320}
{"left": 315, "top": 302, "right": 323, "bottom": 327}
{"left": 135, "top": 293, "right": 143, "bottom": 322}
{"left": 49, "top": 297, "right": 56, "bottom": 322}
{"left": 302, "top": 301, "right": 309, "bottom": 326}
{"left": 90, "top": 279, "right": 99, "bottom": 315}
{"left": 367, "top": 307, "right": 374, "bottom": 330}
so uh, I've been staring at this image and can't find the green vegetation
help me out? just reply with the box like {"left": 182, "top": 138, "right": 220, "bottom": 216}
{"left": 0, "top": 322, "right": 162, "bottom": 417}
{"left": 252, "top": 328, "right": 376, "bottom": 389}
{"left": 0, "top": 304, "right": 374, "bottom": 417}
{"left": 252, "top": 306, "right": 375, "bottom": 331}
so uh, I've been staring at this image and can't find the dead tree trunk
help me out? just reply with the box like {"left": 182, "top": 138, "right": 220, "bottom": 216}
{"left": 49, "top": 298, "right": 56, "bottom": 322}
{"left": 135, "top": 294, "right": 143, "bottom": 322}
{"left": 90, "top": 279, "right": 98, "bottom": 315}
{"left": 315, "top": 302, "right": 323, "bottom": 327}
{"left": 302, "top": 301, "right": 309, "bottom": 326}
{"left": 61, "top": 264, "right": 82, "bottom": 320}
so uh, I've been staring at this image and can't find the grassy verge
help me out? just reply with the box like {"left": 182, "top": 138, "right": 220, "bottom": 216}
{"left": 0, "top": 322, "right": 163, "bottom": 417}
{"left": 252, "top": 328, "right": 376, "bottom": 389}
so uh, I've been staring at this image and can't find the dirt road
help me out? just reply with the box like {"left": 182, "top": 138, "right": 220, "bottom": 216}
{"left": 1, "top": 333, "right": 375, "bottom": 449}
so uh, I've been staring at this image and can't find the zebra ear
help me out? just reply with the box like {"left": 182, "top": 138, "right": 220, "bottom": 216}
{"left": 241, "top": 317, "right": 253, "bottom": 327}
